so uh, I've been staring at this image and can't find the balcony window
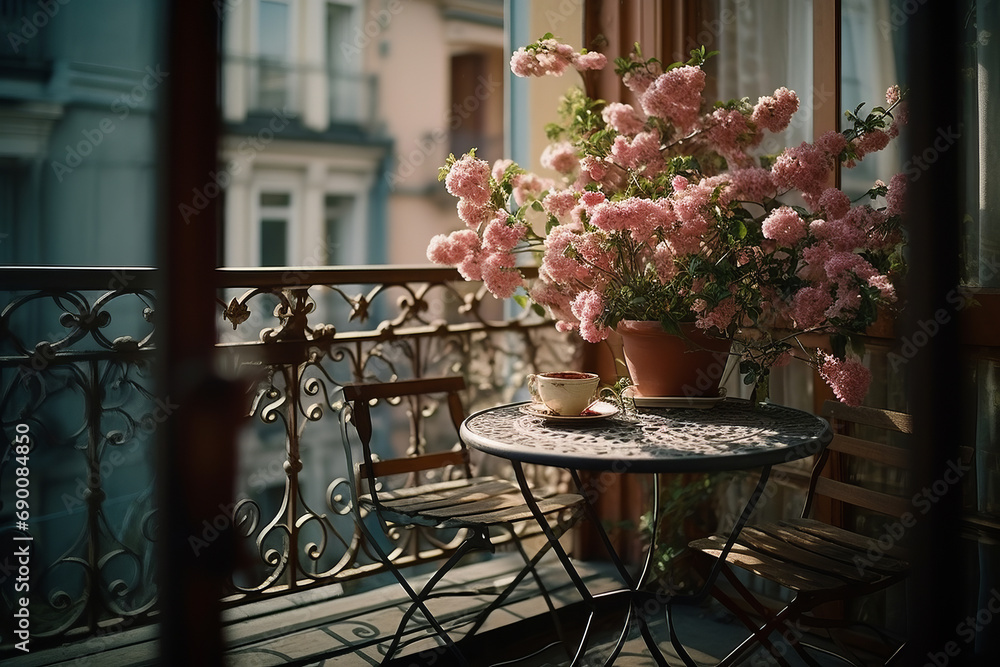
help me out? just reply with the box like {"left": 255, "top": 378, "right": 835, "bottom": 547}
{"left": 258, "top": 191, "right": 291, "bottom": 266}
{"left": 327, "top": 1, "right": 364, "bottom": 123}
{"left": 256, "top": 0, "right": 293, "bottom": 112}
{"left": 323, "top": 193, "right": 353, "bottom": 265}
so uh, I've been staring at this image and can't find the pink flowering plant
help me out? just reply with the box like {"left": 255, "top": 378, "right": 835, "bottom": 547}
{"left": 427, "top": 36, "right": 907, "bottom": 406}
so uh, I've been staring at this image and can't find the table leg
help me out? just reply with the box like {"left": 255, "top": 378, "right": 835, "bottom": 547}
{"left": 512, "top": 463, "right": 774, "bottom": 666}
{"left": 511, "top": 461, "right": 598, "bottom": 664}
{"left": 668, "top": 465, "right": 774, "bottom": 666}
{"left": 571, "top": 469, "right": 672, "bottom": 666}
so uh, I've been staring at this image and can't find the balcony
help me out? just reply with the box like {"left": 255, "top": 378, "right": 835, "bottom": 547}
{"left": 222, "top": 57, "right": 379, "bottom": 133}
{"left": 0, "top": 265, "right": 577, "bottom": 659}
{"left": 0, "top": 265, "right": 900, "bottom": 665}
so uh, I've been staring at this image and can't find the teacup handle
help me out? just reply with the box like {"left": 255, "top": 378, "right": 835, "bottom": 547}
{"left": 526, "top": 373, "right": 540, "bottom": 403}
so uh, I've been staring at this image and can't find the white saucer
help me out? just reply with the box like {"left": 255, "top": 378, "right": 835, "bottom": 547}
{"left": 519, "top": 401, "right": 619, "bottom": 422}
{"left": 623, "top": 387, "right": 727, "bottom": 410}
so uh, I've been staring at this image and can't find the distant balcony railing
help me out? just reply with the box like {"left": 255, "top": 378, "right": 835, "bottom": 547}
{"left": 223, "top": 56, "right": 378, "bottom": 129}
{"left": 0, "top": 265, "right": 574, "bottom": 651}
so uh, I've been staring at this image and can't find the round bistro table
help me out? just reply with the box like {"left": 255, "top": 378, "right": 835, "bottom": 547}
{"left": 460, "top": 398, "right": 832, "bottom": 666}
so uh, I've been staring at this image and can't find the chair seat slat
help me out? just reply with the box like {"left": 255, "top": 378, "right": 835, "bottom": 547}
{"left": 754, "top": 522, "right": 907, "bottom": 576}
{"left": 363, "top": 476, "right": 499, "bottom": 503}
{"left": 435, "top": 493, "right": 585, "bottom": 527}
{"left": 780, "top": 518, "right": 909, "bottom": 566}
{"left": 689, "top": 535, "right": 847, "bottom": 592}
{"left": 738, "top": 526, "right": 881, "bottom": 584}
{"left": 381, "top": 479, "right": 522, "bottom": 512}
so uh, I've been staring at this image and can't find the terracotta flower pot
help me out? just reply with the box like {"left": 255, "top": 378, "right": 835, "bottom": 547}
{"left": 616, "top": 320, "right": 732, "bottom": 397}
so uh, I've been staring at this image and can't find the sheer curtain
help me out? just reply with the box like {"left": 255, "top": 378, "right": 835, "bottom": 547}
{"left": 970, "top": 0, "right": 1000, "bottom": 656}
{"left": 840, "top": 0, "right": 902, "bottom": 198}
{"left": 971, "top": 0, "right": 1000, "bottom": 287}
{"left": 714, "top": 0, "right": 815, "bottom": 152}
{"left": 713, "top": 0, "right": 815, "bottom": 413}
{"left": 710, "top": 0, "right": 818, "bottom": 606}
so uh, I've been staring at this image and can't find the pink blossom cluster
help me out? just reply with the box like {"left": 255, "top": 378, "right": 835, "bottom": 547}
{"left": 571, "top": 290, "right": 610, "bottom": 343}
{"left": 542, "top": 189, "right": 579, "bottom": 222}
{"left": 818, "top": 353, "right": 872, "bottom": 406}
{"left": 751, "top": 87, "right": 800, "bottom": 133}
{"left": 540, "top": 141, "right": 580, "bottom": 174}
{"left": 444, "top": 153, "right": 491, "bottom": 206}
{"left": 710, "top": 167, "right": 776, "bottom": 205}
{"left": 761, "top": 206, "right": 807, "bottom": 247}
{"left": 885, "top": 172, "right": 907, "bottom": 217}
{"left": 771, "top": 141, "right": 838, "bottom": 207}
{"left": 695, "top": 296, "right": 739, "bottom": 332}
{"left": 706, "top": 108, "right": 762, "bottom": 166}
{"left": 510, "top": 39, "right": 606, "bottom": 77}
{"left": 638, "top": 65, "right": 706, "bottom": 134}
{"left": 589, "top": 197, "right": 671, "bottom": 242}
{"left": 430, "top": 36, "right": 907, "bottom": 407}
{"left": 602, "top": 102, "right": 645, "bottom": 135}
{"left": 610, "top": 131, "right": 665, "bottom": 175}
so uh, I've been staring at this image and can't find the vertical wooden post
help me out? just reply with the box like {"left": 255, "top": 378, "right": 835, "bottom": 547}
{"left": 158, "top": 1, "right": 239, "bottom": 664}
{"left": 811, "top": 0, "right": 841, "bottom": 419}
{"left": 900, "top": 3, "right": 965, "bottom": 661}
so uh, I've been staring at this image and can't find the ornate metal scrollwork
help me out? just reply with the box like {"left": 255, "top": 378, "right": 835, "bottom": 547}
{"left": 1, "top": 272, "right": 160, "bottom": 646}
{"left": 0, "top": 266, "right": 575, "bottom": 647}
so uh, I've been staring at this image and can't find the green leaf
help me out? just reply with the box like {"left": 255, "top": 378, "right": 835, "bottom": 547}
{"left": 658, "top": 316, "right": 682, "bottom": 337}
{"left": 512, "top": 294, "right": 529, "bottom": 309}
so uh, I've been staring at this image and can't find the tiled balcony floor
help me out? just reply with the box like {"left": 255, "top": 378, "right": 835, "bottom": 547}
{"left": 7, "top": 552, "right": 878, "bottom": 666}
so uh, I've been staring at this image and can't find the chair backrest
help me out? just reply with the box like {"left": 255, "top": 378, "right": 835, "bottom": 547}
{"left": 801, "top": 400, "right": 914, "bottom": 522}
{"left": 341, "top": 376, "right": 472, "bottom": 498}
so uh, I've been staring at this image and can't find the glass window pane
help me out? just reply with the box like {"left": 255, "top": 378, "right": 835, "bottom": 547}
{"left": 260, "top": 218, "right": 287, "bottom": 266}
{"left": 258, "top": 0, "right": 289, "bottom": 60}
{"left": 260, "top": 191, "right": 290, "bottom": 207}
{"left": 840, "top": 0, "right": 904, "bottom": 198}
{"left": 324, "top": 194, "right": 353, "bottom": 265}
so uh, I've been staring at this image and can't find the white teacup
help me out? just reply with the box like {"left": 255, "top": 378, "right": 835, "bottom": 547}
{"left": 527, "top": 371, "right": 600, "bottom": 416}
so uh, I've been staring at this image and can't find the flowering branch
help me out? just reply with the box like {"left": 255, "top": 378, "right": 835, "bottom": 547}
{"left": 428, "top": 36, "right": 908, "bottom": 406}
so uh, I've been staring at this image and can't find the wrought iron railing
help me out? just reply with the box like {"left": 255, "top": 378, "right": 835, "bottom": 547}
{"left": 0, "top": 265, "right": 574, "bottom": 650}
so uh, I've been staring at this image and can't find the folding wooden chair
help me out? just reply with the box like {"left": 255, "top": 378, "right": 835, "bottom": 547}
{"left": 341, "top": 376, "right": 585, "bottom": 665}
{"left": 689, "top": 400, "right": 913, "bottom": 666}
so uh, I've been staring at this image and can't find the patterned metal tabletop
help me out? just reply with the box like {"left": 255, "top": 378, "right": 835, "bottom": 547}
{"left": 460, "top": 398, "right": 832, "bottom": 473}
